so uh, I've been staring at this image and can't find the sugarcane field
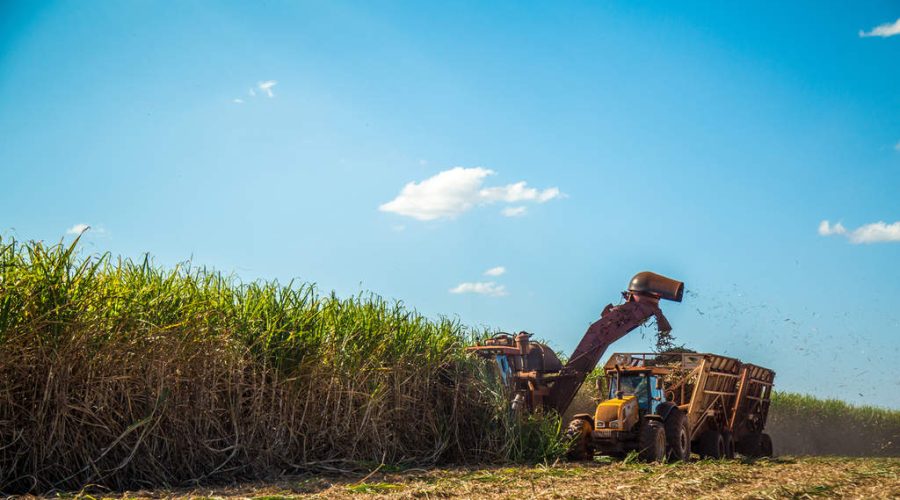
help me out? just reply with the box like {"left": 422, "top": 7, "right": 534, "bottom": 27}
{"left": 2, "top": 2, "right": 899, "bottom": 499}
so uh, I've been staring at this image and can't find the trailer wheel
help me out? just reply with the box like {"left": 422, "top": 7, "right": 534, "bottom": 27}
{"left": 698, "top": 430, "right": 725, "bottom": 459}
{"left": 722, "top": 431, "right": 736, "bottom": 459}
{"left": 736, "top": 432, "right": 761, "bottom": 457}
{"left": 638, "top": 420, "right": 666, "bottom": 462}
{"left": 760, "top": 433, "right": 773, "bottom": 457}
{"left": 664, "top": 409, "right": 690, "bottom": 462}
{"left": 565, "top": 418, "right": 593, "bottom": 461}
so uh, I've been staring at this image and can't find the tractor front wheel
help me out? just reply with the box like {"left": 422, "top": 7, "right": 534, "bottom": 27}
{"left": 638, "top": 420, "right": 666, "bottom": 462}
{"left": 565, "top": 418, "right": 593, "bottom": 461}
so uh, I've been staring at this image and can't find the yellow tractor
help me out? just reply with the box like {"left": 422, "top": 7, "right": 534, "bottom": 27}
{"left": 566, "top": 352, "right": 775, "bottom": 462}
{"left": 567, "top": 363, "right": 687, "bottom": 461}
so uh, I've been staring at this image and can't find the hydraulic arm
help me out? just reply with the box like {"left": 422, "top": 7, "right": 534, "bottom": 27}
{"left": 467, "top": 271, "right": 683, "bottom": 415}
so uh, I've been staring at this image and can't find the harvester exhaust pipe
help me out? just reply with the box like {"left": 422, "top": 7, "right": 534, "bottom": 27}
{"left": 628, "top": 271, "right": 684, "bottom": 302}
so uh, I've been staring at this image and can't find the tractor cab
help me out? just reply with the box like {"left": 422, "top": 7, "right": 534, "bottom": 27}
{"left": 588, "top": 364, "right": 671, "bottom": 437}
{"left": 607, "top": 368, "right": 667, "bottom": 414}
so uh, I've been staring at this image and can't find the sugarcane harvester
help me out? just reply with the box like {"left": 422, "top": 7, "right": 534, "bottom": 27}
{"left": 466, "top": 271, "right": 684, "bottom": 415}
{"left": 467, "top": 271, "right": 776, "bottom": 462}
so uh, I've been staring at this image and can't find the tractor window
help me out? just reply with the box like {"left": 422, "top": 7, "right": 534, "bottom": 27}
{"left": 609, "top": 374, "right": 651, "bottom": 409}
{"left": 649, "top": 376, "right": 665, "bottom": 414}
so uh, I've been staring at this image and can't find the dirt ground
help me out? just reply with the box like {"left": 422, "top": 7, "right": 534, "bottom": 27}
{"left": 57, "top": 456, "right": 899, "bottom": 500}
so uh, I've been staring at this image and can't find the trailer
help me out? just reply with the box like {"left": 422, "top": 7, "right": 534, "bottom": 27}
{"left": 637, "top": 352, "right": 774, "bottom": 457}
{"left": 566, "top": 352, "right": 775, "bottom": 460}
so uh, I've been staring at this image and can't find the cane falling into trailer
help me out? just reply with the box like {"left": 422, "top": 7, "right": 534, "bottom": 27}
{"left": 466, "top": 271, "right": 776, "bottom": 461}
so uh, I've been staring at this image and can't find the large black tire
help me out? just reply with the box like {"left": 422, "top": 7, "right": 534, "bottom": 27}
{"left": 638, "top": 420, "right": 666, "bottom": 462}
{"left": 664, "top": 409, "right": 691, "bottom": 462}
{"left": 736, "top": 432, "right": 761, "bottom": 457}
{"left": 722, "top": 430, "right": 736, "bottom": 459}
{"left": 698, "top": 430, "right": 725, "bottom": 459}
{"left": 760, "top": 433, "right": 773, "bottom": 457}
{"left": 565, "top": 418, "right": 593, "bottom": 460}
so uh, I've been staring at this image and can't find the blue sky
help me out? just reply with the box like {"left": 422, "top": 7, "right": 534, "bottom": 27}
{"left": 2, "top": 1, "right": 899, "bottom": 407}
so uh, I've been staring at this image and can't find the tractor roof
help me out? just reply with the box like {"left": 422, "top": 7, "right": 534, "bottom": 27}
{"left": 606, "top": 365, "right": 671, "bottom": 376}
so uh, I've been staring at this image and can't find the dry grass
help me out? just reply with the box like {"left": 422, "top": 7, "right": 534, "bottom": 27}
{"left": 58, "top": 457, "right": 899, "bottom": 499}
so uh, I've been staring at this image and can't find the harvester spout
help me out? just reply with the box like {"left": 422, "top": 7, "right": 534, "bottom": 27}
{"left": 654, "top": 309, "right": 672, "bottom": 334}
{"left": 546, "top": 271, "right": 684, "bottom": 413}
{"left": 628, "top": 271, "right": 684, "bottom": 303}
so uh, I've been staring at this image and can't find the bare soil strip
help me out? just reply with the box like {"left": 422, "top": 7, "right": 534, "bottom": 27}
{"left": 65, "top": 457, "right": 898, "bottom": 499}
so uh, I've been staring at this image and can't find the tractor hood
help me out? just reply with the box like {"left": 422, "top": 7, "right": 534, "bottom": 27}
{"left": 594, "top": 396, "right": 638, "bottom": 431}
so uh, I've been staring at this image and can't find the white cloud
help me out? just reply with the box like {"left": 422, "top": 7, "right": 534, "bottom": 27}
{"left": 258, "top": 80, "right": 277, "bottom": 97}
{"left": 484, "top": 266, "right": 506, "bottom": 277}
{"left": 236, "top": 80, "right": 277, "bottom": 103}
{"left": 449, "top": 281, "right": 508, "bottom": 296}
{"left": 894, "top": 141, "right": 900, "bottom": 152}
{"left": 859, "top": 18, "right": 900, "bottom": 38}
{"left": 380, "top": 167, "right": 490, "bottom": 220}
{"left": 502, "top": 206, "right": 527, "bottom": 217}
{"left": 480, "top": 182, "right": 561, "bottom": 203}
{"left": 818, "top": 220, "right": 846, "bottom": 236}
{"left": 66, "top": 223, "right": 90, "bottom": 235}
{"left": 379, "top": 167, "right": 563, "bottom": 220}
{"left": 818, "top": 219, "right": 900, "bottom": 244}
{"left": 848, "top": 221, "right": 900, "bottom": 244}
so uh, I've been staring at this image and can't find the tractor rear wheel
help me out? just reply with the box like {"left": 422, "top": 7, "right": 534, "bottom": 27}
{"left": 565, "top": 418, "right": 593, "bottom": 461}
{"left": 760, "top": 433, "right": 773, "bottom": 457}
{"left": 638, "top": 420, "right": 666, "bottom": 462}
{"left": 698, "top": 430, "right": 725, "bottom": 459}
{"left": 664, "top": 409, "right": 690, "bottom": 462}
{"left": 722, "top": 430, "right": 736, "bottom": 459}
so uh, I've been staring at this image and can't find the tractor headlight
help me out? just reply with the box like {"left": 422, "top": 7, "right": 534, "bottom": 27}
{"left": 609, "top": 420, "right": 620, "bottom": 429}
{"left": 595, "top": 421, "right": 605, "bottom": 428}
